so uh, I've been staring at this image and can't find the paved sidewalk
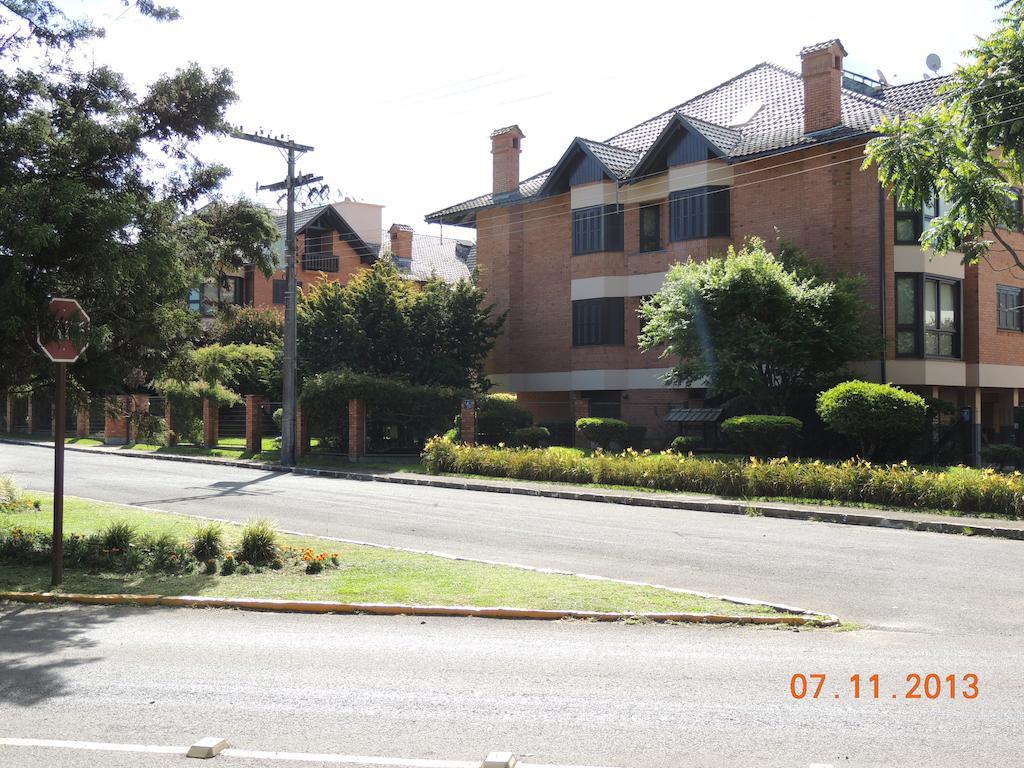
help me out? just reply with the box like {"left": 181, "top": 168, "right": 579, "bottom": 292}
{"left": 3, "top": 435, "right": 1022, "bottom": 539}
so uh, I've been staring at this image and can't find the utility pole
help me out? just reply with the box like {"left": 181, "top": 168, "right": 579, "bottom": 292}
{"left": 231, "top": 129, "right": 321, "bottom": 466}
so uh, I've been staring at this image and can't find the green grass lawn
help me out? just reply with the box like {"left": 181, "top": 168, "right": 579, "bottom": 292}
{"left": 0, "top": 494, "right": 786, "bottom": 617}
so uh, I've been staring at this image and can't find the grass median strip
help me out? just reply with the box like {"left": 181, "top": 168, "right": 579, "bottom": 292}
{"left": 0, "top": 494, "right": 790, "bottom": 618}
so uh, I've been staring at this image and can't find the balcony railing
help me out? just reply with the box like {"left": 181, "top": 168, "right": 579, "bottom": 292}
{"left": 302, "top": 246, "right": 339, "bottom": 273}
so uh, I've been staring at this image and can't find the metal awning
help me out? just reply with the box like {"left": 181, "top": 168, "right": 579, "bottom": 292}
{"left": 664, "top": 407, "right": 723, "bottom": 423}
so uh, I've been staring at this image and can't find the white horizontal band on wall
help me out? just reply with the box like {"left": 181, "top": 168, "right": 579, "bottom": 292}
{"left": 893, "top": 245, "right": 965, "bottom": 278}
{"left": 570, "top": 272, "right": 668, "bottom": 301}
{"left": 886, "top": 359, "right": 967, "bottom": 387}
{"left": 492, "top": 368, "right": 700, "bottom": 392}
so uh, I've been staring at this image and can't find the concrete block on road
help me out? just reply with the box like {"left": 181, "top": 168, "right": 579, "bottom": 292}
{"left": 187, "top": 737, "right": 228, "bottom": 759}
{"left": 481, "top": 752, "right": 517, "bottom": 768}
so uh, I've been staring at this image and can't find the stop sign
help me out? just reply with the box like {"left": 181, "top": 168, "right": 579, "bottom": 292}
{"left": 37, "top": 297, "right": 90, "bottom": 363}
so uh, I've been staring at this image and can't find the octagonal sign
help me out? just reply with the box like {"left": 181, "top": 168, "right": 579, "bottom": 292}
{"left": 37, "top": 297, "right": 90, "bottom": 363}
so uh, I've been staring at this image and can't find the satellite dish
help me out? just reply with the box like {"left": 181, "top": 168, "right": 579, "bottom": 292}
{"left": 876, "top": 69, "right": 890, "bottom": 86}
{"left": 926, "top": 53, "right": 942, "bottom": 74}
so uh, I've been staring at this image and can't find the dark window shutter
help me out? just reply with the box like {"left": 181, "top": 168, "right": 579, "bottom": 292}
{"left": 603, "top": 204, "right": 624, "bottom": 251}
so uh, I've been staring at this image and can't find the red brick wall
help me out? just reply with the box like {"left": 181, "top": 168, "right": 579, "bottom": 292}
{"left": 964, "top": 231, "right": 1024, "bottom": 365}
{"left": 249, "top": 229, "right": 369, "bottom": 309}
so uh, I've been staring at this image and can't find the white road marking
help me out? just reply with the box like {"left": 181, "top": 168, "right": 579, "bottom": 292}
{"left": 0, "top": 737, "right": 184, "bottom": 754}
{"left": 0, "top": 738, "right": 621, "bottom": 768}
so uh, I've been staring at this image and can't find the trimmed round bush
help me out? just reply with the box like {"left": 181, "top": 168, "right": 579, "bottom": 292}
{"left": 512, "top": 426, "right": 550, "bottom": 448}
{"left": 575, "top": 417, "right": 628, "bottom": 451}
{"left": 669, "top": 435, "right": 700, "bottom": 453}
{"left": 980, "top": 443, "right": 1024, "bottom": 468}
{"left": 816, "top": 381, "right": 926, "bottom": 459}
{"left": 476, "top": 393, "right": 532, "bottom": 444}
{"left": 720, "top": 415, "right": 802, "bottom": 457}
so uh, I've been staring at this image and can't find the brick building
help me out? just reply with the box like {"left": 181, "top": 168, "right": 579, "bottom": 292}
{"left": 426, "top": 39, "right": 1024, "bottom": 454}
{"left": 191, "top": 199, "right": 474, "bottom": 317}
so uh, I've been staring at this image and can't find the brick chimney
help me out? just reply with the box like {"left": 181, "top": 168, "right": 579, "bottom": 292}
{"left": 388, "top": 223, "right": 413, "bottom": 260}
{"left": 491, "top": 124, "right": 524, "bottom": 197}
{"left": 800, "top": 39, "right": 846, "bottom": 134}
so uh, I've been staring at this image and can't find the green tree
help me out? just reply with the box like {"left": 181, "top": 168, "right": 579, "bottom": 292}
{"left": 864, "top": 1, "right": 1024, "bottom": 267}
{"left": 214, "top": 306, "right": 283, "bottom": 346}
{"left": 639, "top": 238, "right": 879, "bottom": 414}
{"left": 297, "top": 261, "right": 504, "bottom": 391}
{"left": 816, "top": 380, "right": 927, "bottom": 459}
{"left": 0, "top": 1, "right": 266, "bottom": 398}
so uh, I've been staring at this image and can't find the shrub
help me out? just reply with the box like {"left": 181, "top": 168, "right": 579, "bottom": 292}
{"left": 238, "top": 518, "right": 279, "bottom": 565}
{"left": 101, "top": 521, "right": 137, "bottom": 552}
{"left": 214, "top": 306, "right": 283, "bottom": 346}
{"left": 512, "top": 426, "right": 550, "bottom": 448}
{"left": 420, "top": 437, "right": 1024, "bottom": 518}
{"left": 575, "top": 417, "right": 628, "bottom": 451}
{"left": 0, "top": 475, "right": 21, "bottom": 506}
{"left": 131, "top": 411, "right": 167, "bottom": 445}
{"left": 476, "top": 393, "right": 532, "bottom": 445}
{"left": 980, "top": 443, "right": 1024, "bottom": 468}
{"left": 220, "top": 554, "right": 236, "bottom": 575}
{"left": 189, "top": 522, "right": 224, "bottom": 561}
{"left": 443, "top": 427, "right": 458, "bottom": 442}
{"left": 669, "top": 436, "right": 700, "bottom": 453}
{"left": 817, "top": 381, "right": 927, "bottom": 459}
{"left": 721, "top": 415, "right": 802, "bottom": 457}
{"left": 147, "top": 532, "right": 192, "bottom": 574}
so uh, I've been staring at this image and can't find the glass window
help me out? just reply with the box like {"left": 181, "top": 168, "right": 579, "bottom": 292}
{"left": 639, "top": 204, "right": 660, "bottom": 252}
{"left": 572, "top": 298, "right": 625, "bottom": 347}
{"left": 896, "top": 274, "right": 960, "bottom": 358}
{"left": 896, "top": 276, "right": 916, "bottom": 325}
{"left": 923, "top": 276, "right": 959, "bottom": 358}
{"left": 895, "top": 275, "right": 919, "bottom": 356}
{"left": 573, "top": 205, "right": 623, "bottom": 255}
{"left": 997, "top": 285, "right": 1022, "bottom": 330}
{"left": 895, "top": 202, "right": 924, "bottom": 245}
{"left": 939, "top": 282, "right": 956, "bottom": 330}
{"left": 669, "top": 186, "right": 729, "bottom": 241}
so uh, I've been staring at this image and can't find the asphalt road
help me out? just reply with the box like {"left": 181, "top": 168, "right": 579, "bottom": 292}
{"left": 1, "top": 444, "right": 1022, "bottom": 767}
{"left": 1, "top": 443, "right": 1022, "bottom": 634}
{"left": 1, "top": 604, "right": 1021, "bottom": 768}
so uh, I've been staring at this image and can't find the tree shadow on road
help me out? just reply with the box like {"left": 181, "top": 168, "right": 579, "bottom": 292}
{"left": 0, "top": 602, "right": 113, "bottom": 707}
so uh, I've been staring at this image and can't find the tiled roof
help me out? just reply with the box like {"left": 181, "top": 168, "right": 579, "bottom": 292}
{"left": 426, "top": 62, "right": 953, "bottom": 225}
{"left": 799, "top": 39, "right": 846, "bottom": 56}
{"left": 579, "top": 139, "right": 642, "bottom": 179}
{"left": 373, "top": 229, "right": 473, "bottom": 284}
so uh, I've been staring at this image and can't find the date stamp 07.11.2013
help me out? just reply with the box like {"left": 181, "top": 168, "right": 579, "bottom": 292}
{"left": 789, "top": 673, "right": 979, "bottom": 701}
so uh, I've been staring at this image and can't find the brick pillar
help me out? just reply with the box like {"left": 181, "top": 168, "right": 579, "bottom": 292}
{"left": 25, "top": 396, "right": 33, "bottom": 434}
{"left": 295, "top": 405, "right": 310, "bottom": 458}
{"left": 4, "top": 395, "right": 14, "bottom": 433}
{"left": 76, "top": 400, "right": 90, "bottom": 438}
{"left": 104, "top": 395, "right": 131, "bottom": 445}
{"left": 245, "top": 395, "right": 266, "bottom": 454}
{"left": 348, "top": 398, "right": 366, "bottom": 462}
{"left": 572, "top": 395, "right": 590, "bottom": 450}
{"left": 202, "top": 398, "right": 218, "bottom": 449}
{"left": 459, "top": 398, "right": 476, "bottom": 445}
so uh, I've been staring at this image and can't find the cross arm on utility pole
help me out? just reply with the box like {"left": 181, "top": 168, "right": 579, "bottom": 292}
{"left": 230, "top": 128, "right": 314, "bottom": 153}
{"left": 258, "top": 174, "right": 323, "bottom": 193}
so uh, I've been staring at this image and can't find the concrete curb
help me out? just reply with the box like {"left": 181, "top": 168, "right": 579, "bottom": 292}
{"left": 4, "top": 437, "right": 1021, "bottom": 541}
{"left": 0, "top": 590, "right": 837, "bottom": 626}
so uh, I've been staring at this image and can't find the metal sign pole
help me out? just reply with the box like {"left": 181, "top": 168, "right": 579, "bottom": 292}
{"left": 52, "top": 361, "right": 66, "bottom": 586}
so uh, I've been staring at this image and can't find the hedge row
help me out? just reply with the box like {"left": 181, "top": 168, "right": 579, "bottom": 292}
{"left": 300, "top": 369, "right": 464, "bottom": 424}
{"left": 421, "top": 438, "right": 1024, "bottom": 518}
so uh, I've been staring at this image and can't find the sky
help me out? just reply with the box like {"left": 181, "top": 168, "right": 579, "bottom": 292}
{"left": 63, "top": 0, "right": 1003, "bottom": 242}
